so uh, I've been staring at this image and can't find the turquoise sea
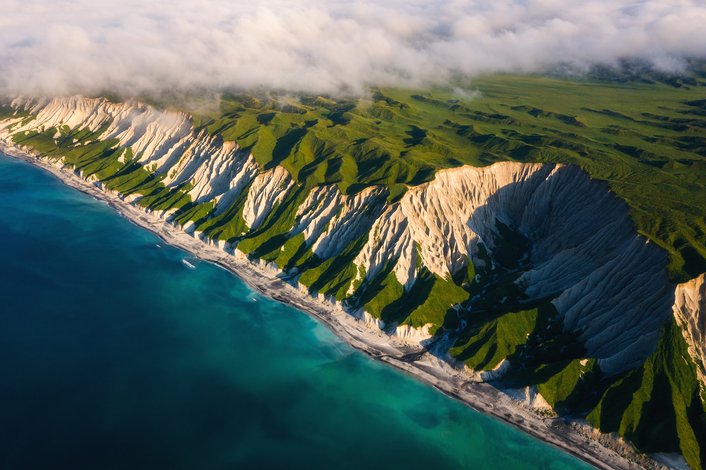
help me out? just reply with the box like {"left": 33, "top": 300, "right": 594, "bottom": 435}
{"left": 0, "top": 154, "right": 592, "bottom": 469}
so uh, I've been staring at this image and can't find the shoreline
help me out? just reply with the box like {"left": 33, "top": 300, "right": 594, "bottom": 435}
{"left": 0, "top": 145, "right": 663, "bottom": 470}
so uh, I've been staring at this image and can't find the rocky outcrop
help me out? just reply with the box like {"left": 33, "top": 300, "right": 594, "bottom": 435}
{"left": 673, "top": 274, "right": 706, "bottom": 388}
{"left": 242, "top": 167, "right": 293, "bottom": 229}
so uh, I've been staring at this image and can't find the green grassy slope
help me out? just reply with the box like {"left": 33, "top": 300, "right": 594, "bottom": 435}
{"left": 588, "top": 321, "right": 706, "bottom": 470}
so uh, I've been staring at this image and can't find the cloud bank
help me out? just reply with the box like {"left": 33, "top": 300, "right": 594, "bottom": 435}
{"left": 1, "top": 0, "right": 705, "bottom": 97}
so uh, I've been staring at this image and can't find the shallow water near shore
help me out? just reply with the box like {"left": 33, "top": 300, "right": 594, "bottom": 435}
{"left": 0, "top": 154, "right": 591, "bottom": 469}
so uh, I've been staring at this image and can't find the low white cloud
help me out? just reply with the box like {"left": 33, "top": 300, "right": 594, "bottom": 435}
{"left": 1, "top": 0, "right": 705, "bottom": 97}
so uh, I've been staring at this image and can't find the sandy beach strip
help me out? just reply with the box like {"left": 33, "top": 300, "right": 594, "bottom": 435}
{"left": 1, "top": 143, "right": 664, "bottom": 470}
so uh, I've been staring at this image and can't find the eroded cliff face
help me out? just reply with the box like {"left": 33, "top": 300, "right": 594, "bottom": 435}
{"left": 674, "top": 274, "right": 706, "bottom": 388}
{"left": 353, "top": 163, "right": 673, "bottom": 375}
{"left": 0, "top": 96, "right": 678, "bottom": 370}
{"left": 0, "top": 96, "right": 688, "bottom": 378}
{"left": 293, "top": 185, "right": 387, "bottom": 260}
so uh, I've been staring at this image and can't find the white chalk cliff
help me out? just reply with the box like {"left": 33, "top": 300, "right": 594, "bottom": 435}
{"left": 673, "top": 274, "right": 706, "bottom": 388}
{"left": 0, "top": 96, "right": 688, "bottom": 379}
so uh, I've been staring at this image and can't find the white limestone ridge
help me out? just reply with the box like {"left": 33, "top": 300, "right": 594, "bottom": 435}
{"left": 293, "top": 185, "right": 388, "bottom": 260}
{"left": 4, "top": 96, "right": 261, "bottom": 220}
{"left": 673, "top": 274, "right": 706, "bottom": 388}
{"left": 0, "top": 96, "right": 678, "bottom": 377}
{"left": 243, "top": 167, "right": 293, "bottom": 229}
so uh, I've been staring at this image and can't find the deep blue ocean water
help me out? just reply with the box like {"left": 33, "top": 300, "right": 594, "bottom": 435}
{"left": 0, "top": 154, "right": 591, "bottom": 469}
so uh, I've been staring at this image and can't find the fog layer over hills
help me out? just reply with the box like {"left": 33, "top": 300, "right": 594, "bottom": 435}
{"left": 2, "top": 0, "right": 706, "bottom": 96}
